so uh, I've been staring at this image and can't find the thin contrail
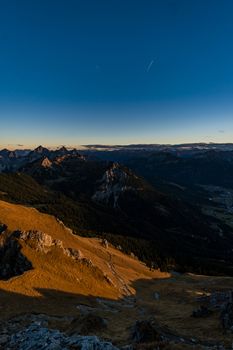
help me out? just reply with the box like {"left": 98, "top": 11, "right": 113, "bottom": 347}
{"left": 146, "top": 59, "right": 154, "bottom": 72}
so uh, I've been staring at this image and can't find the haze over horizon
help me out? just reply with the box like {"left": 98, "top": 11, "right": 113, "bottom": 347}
{"left": 0, "top": 0, "right": 233, "bottom": 146}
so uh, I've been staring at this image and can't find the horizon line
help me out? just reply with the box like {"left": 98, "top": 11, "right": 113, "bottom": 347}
{"left": 2, "top": 141, "right": 233, "bottom": 151}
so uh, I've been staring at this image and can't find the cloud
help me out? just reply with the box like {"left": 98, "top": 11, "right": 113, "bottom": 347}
{"left": 7, "top": 143, "right": 24, "bottom": 148}
{"left": 146, "top": 60, "right": 154, "bottom": 73}
{"left": 218, "top": 130, "right": 225, "bottom": 133}
{"left": 146, "top": 57, "right": 159, "bottom": 73}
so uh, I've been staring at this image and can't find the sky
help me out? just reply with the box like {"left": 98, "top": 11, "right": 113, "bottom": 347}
{"left": 0, "top": 0, "right": 233, "bottom": 148}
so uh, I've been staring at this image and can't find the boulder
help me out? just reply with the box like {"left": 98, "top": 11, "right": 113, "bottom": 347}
{"left": 8, "top": 324, "right": 118, "bottom": 350}
{"left": 63, "top": 247, "right": 83, "bottom": 260}
{"left": 82, "top": 258, "right": 94, "bottom": 268}
{"left": 101, "top": 239, "right": 109, "bottom": 249}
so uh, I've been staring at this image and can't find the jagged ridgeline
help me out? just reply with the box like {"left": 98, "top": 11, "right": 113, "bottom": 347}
{"left": 1, "top": 148, "right": 233, "bottom": 277}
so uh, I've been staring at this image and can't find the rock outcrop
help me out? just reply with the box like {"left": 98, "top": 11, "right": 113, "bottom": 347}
{"left": 63, "top": 247, "right": 83, "bottom": 260}
{"left": 13, "top": 230, "right": 62, "bottom": 254}
{"left": 0, "top": 229, "right": 87, "bottom": 280}
{"left": 92, "top": 163, "right": 139, "bottom": 208}
{"left": 5, "top": 324, "right": 118, "bottom": 350}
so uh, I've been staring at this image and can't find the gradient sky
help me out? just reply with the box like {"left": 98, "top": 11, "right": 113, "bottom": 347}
{"left": 0, "top": 0, "right": 233, "bottom": 148}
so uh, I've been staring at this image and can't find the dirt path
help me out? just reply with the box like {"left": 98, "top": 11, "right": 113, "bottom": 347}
{"left": 106, "top": 252, "right": 132, "bottom": 296}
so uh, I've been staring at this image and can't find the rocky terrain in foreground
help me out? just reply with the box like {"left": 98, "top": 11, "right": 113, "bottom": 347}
{"left": 0, "top": 312, "right": 233, "bottom": 349}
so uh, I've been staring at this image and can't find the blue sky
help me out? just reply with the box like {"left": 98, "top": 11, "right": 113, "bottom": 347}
{"left": 0, "top": 0, "right": 233, "bottom": 147}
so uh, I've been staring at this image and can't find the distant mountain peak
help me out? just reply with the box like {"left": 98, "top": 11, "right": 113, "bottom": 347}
{"left": 0, "top": 148, "right": 10, "bottom": 157}
{"left": 54, "top": 153, "right": 85, "bottom": 164}
{"left": 41, "top": 157, "right": 52, "bottom": 168}
{"left": 34, "top": 145, "right": 49, "bottom": 153}
{"left": 92, "top": 162, "right": 142, "bottom": 208}
{"left": 58, "top": 146, "right": 68, "bottom": 152}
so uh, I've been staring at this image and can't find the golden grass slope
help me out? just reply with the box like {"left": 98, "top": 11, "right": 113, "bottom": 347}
{"left": 2, "top": 200, "right": 233, "bottom": 348}
{"left": 0, "top": 199, "right": 168, "bottom": 318}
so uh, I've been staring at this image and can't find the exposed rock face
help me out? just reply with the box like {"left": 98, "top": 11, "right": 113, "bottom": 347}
{"left": 54, "top": 153, "right": 85, "bottom": 165}
{"left": 13, "top": 230, "right": 61, "bottom": 253}
{"left": 6, "top": 324, "right": 118, "bottom": 350}
{"left": 0, "top": 145, "right": 86, "bottom": 173}
{"left": 0, "top": 313, "right": 226, "bottom": 350}
{"left": 0, "top": 229, "right": 88, "bottom": 280}
{"left": 81, "top": 257, "right": 94, "bottom": 268}
{"left": 34, "top": 145, "right": 49, "bottom": 154}
{"left": 103, "top": 273, "right": 114, "bottom": 286}
{"left": 101, "top": 238, "right": 109, "bottom": 249}
{"left": 27, "top": 146, "right": 51, "bottom": 163}
{"left": 0, "top": 235, "right": 32, "bottom": 279}
{"left": 5, "top": 229, "right": 111, "bottom": 285}
{"left": 41, "top": 157, "right": 53, "bottom": 168}
{"left": 63, "top": 247, "right": 83, "bottom": 260}
{"left": 92, "top": 163, "right": 138, "bottom": 208}
{"left": 14, "top": 230, "right": 87, "bottom": 262}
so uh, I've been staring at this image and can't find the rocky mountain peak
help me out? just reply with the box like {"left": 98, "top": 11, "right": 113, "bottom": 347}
{"left": 54, "top": 153, "right": 85, "bottom": 164}
{"left": 57, "top": 146, "right": 68, "bottom": 154}
{"left": 0, "top": 148, "right": 10, "bottom": 157}
{"left": 41, "top": 157, "right": 52, "bottom": 168}
{"left": 34, "top": 145, "right": 49, "bottom": 154}
{"left": 92, "top": 163, "right": 140, "bottom": 208}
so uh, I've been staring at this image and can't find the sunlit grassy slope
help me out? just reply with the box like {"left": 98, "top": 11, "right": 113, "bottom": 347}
{"left": 1, "top": 200, "right": 233, "bottom": 348}
{"left": 0, "top": 199, "right": 168, "bottom": 318}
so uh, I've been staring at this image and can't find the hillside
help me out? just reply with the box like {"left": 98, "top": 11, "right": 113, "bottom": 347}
{"left": 1, "top": 160, "right": 233, "bottom": 276}
{"left": 0, "top": 199, "right": 166, "bottom": 307}
{"left": 1, "top": 200, "right": 233, "bottom": 349}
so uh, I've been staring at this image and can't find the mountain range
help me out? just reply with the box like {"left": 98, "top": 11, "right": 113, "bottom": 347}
{"left": 2, "top": 144, "right": 233, "bottom": 348}
{"left": 1, "top": 145, "right": 233, "bottom": 275}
